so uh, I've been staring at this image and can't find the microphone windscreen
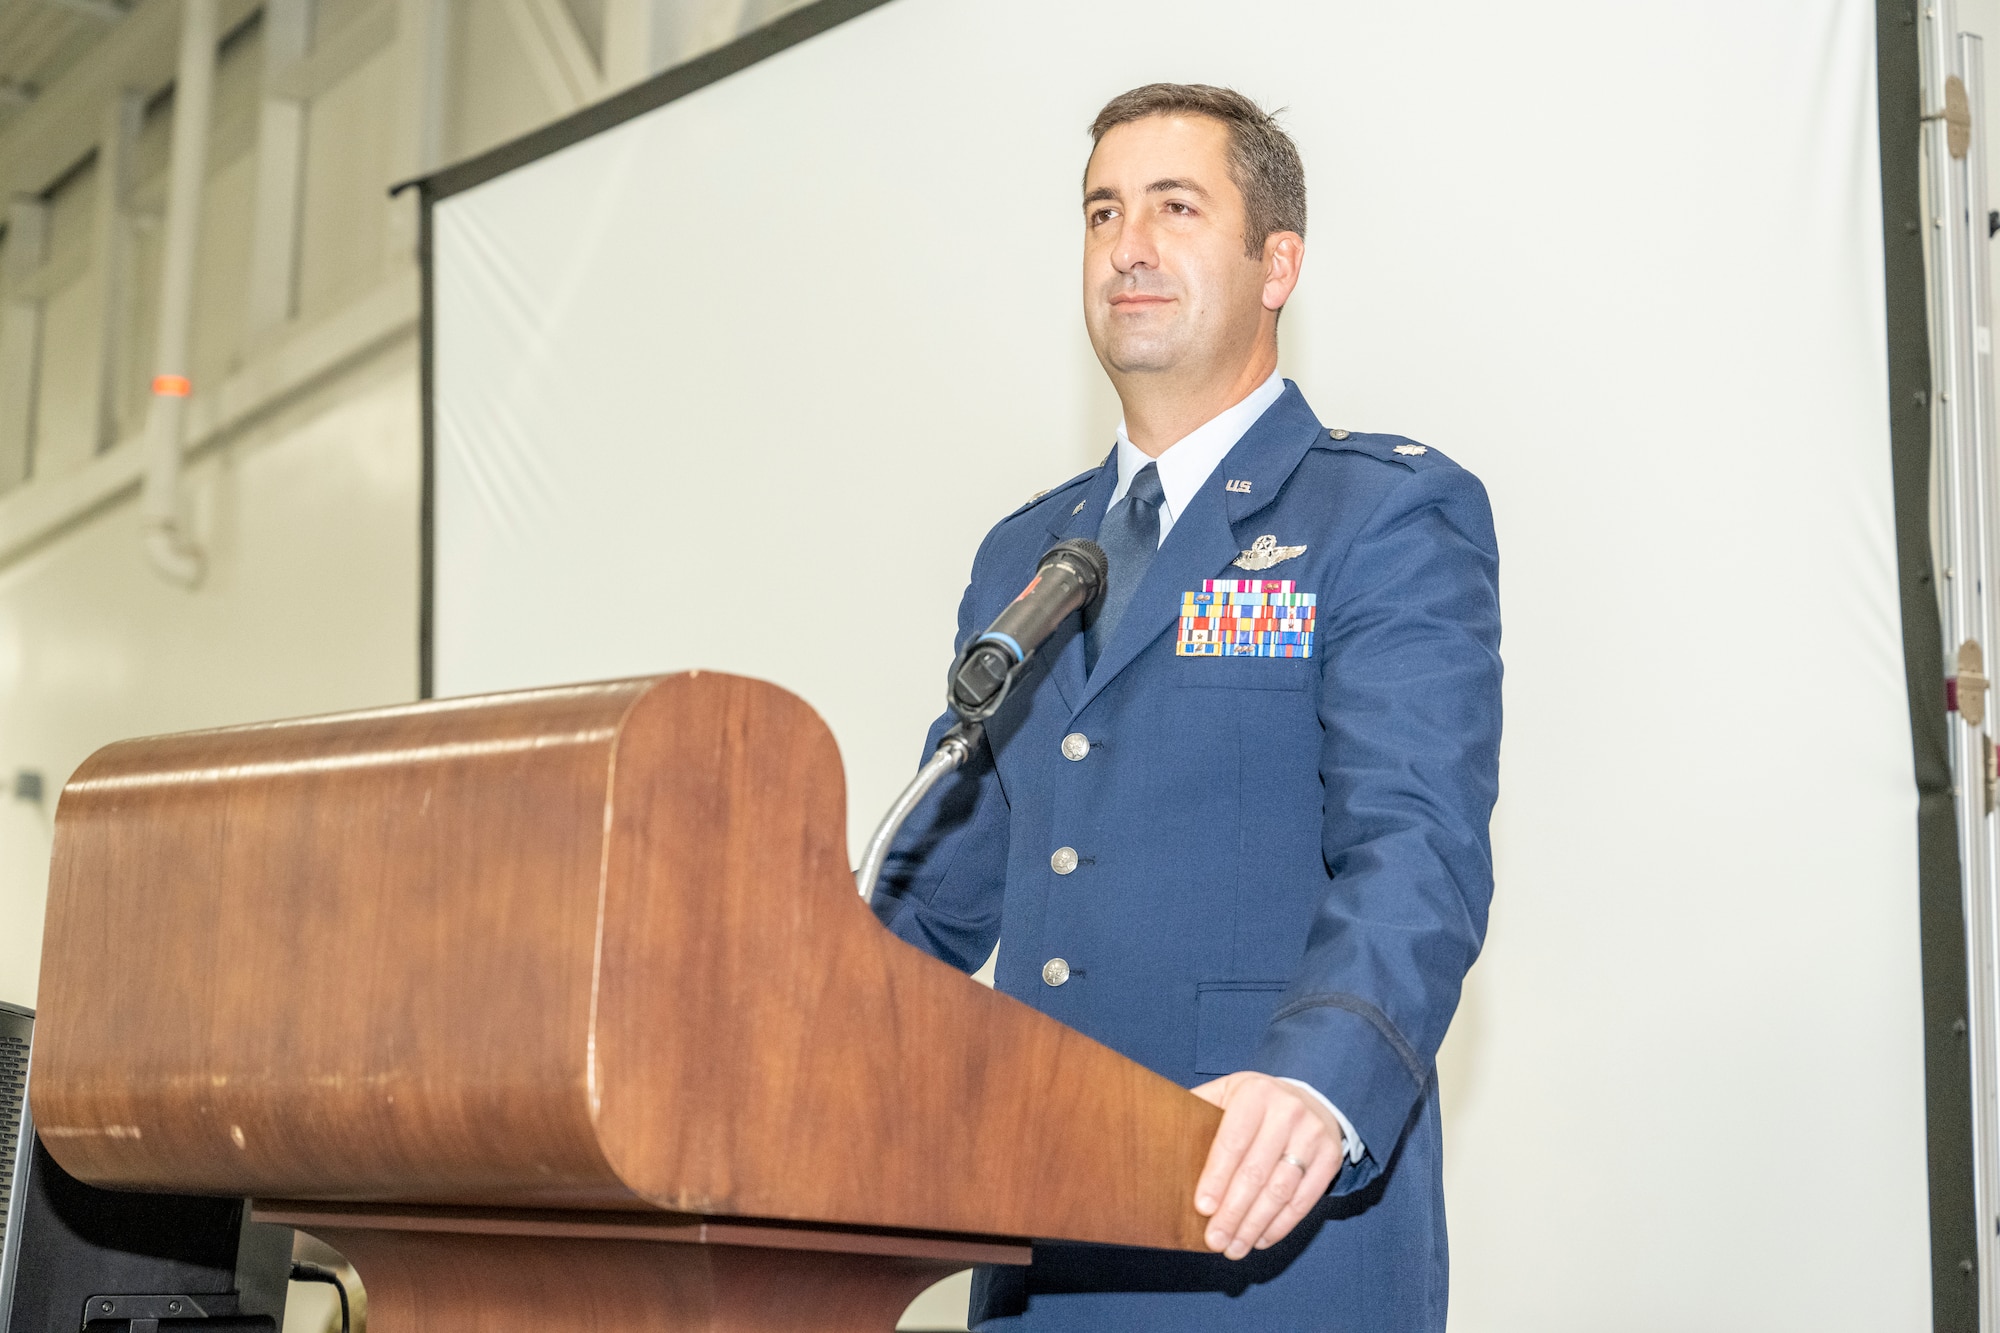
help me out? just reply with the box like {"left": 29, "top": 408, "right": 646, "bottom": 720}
{"left": 1049, "top": 539, "right": 1108, "bottom": 602}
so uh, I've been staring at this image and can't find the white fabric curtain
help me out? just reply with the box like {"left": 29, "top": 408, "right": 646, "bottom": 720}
{"left": 434, "top": 1, "right": 1926, "bottom": 1325}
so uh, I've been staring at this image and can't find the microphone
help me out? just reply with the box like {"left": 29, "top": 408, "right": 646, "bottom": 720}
{"left": 856, "top": 538, "right": 1108, "bottom": 902}
{"left": 948, "top": 539, "right": 1108, "bottom": 722}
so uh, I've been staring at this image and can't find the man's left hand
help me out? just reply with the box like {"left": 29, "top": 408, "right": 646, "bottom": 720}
{"left": 1190, "top": 1072, "right": 1343, "bottom": 1259}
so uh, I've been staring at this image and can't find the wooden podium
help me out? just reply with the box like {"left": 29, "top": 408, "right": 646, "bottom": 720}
{"left": 28, "top": 673, "right": 1220, "bottom": 1331}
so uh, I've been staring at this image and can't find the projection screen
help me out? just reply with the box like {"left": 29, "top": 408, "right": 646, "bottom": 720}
{"left": 429, "top": 0, "right": 1932, "bottom": 1325}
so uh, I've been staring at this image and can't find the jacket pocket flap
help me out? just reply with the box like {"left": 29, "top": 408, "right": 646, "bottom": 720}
{"left": 1194, "top": 982, "right": 1289, "bottom": 1075}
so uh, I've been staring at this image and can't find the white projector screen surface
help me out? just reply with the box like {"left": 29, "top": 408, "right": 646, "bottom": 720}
{"left": 433, "top": 1, "right": 1929, "bottom": 1326}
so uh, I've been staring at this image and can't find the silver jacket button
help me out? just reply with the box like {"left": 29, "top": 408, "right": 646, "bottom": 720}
{"left": 1042, "top": 957, "right": 1071, "bottom": 986}
{"left": 1061, "top": 732, "right": 1090, "bottom": 761}
{"left": 1051, "top": 846, "right": 1078, "bottom": 875}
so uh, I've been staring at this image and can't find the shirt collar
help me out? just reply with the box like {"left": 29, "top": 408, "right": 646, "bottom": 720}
{"left": 1110, "top": 369, "right": 1287, "bottom": 535}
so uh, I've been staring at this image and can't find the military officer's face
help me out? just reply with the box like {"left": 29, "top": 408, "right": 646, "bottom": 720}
{"left": 1081, "top": 115, "right": 1280, "bottom": 380}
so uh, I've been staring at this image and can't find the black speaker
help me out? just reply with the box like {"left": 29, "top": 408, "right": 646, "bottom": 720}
{"left": 0, "top": 1003, "right": 291, "bottom": 1333}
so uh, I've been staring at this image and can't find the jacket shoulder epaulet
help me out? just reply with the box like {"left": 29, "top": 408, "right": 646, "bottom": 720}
{"left": 1315, "top": 427, "right": 1455, "bottom": 470}
{"left": 998, "top": 465, "right": 1101, "bottom": 523}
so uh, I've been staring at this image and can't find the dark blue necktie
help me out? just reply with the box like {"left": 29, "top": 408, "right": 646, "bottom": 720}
{"left": 1086, "top": 461, "right": 1164, "bottom": 673}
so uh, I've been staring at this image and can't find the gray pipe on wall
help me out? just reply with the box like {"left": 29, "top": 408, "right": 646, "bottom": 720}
{"left": 140, "top": 0, "right": 218, "bottom": 588}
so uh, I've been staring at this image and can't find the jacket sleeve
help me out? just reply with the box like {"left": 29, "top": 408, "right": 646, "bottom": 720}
{"left": 1251, "top": 462, "right": 1502, "bottom": 1195}
{"left": 869, "top": 530, "right": 1014, "bottom": 973}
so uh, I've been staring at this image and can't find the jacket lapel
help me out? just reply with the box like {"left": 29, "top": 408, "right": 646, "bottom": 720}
{"left": 1070, "top": 383, "right": 1325, "bottom": 716}
{"left": 1042, "top": 454, "right": 1119, "bottom": 712}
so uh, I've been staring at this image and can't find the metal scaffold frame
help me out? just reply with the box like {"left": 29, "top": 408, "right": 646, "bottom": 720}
{"left": 1926, "top": 0, "right": 2000, "bottom": 1322}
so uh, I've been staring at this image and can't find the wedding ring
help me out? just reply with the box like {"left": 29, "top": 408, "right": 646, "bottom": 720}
{"left": 1280, "top": 1151, "right": 1310, "bottom": 1174}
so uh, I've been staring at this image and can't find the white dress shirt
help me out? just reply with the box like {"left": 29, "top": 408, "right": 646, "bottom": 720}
{"left": 1107, "top": 369, "right": 1366, "bottom": 1168}
{"left": 1108, "top": 369, "right": 1285, "bottom": 545}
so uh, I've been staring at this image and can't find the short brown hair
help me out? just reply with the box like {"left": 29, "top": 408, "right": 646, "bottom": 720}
{"left": 1088, "top": 83, "right": 1306, "bottom": 259}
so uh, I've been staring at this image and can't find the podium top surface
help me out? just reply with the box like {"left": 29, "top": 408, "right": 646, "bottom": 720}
{"left": 30, "top": 673, "right": 1216, "bottom": 1252}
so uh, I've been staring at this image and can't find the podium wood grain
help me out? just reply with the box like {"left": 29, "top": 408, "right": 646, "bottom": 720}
{"left": 257, "top": 1203, "right": 1025, "bottom": 1333}
{"left": 310, "top": 1229, "right": 961, "bottom": 1333}
{"left": 31, "top": 673, "right": 1220, "bottom": 1304}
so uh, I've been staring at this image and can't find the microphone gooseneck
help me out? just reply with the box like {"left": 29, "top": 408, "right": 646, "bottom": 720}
{"left": 856, "top": 538, "right": 1110, "bottom": 902}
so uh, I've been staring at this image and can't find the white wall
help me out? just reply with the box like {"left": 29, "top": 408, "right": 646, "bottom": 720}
{"left": 0, "top": 350, "right": 420, "bottom": 1008}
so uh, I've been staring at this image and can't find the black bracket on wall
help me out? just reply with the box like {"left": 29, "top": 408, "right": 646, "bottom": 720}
{"left": 84, "top": 1290, "right": 249, "bottom": 1331}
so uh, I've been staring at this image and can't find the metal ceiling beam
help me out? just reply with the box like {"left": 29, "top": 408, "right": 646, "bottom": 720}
{"left": 0, "top": 0, "right": 258, "bottom": 200}
{"left": 32, "top": 0, "right": 130, "bottom": 24}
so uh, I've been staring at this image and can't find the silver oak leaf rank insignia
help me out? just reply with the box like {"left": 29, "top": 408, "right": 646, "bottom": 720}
{"left": 1232, "top": 534, "right": 1308, "bottom": 571}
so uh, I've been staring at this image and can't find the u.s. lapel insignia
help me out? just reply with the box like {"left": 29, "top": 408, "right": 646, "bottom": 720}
{"left": 1393, "top": 443, "right": 1427, "bottom": 456}
{"left": 1232, "top": 534, "right": 1307, "bottom": 571}
{"left": 1224, "top": 478, "right": 1252, "bottom": 494}
{"left": 1072, "top": 499, "right": 1088, "bottom": 514}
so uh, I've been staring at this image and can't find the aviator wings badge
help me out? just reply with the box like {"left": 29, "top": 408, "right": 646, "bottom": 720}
{"left": 1232, "top": 534, "right": 1308, "bottom": 571}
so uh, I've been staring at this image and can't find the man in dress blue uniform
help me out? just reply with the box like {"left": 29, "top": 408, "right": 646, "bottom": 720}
{"left": 872, "top": 83, "right": 1501, "bottom": 1332}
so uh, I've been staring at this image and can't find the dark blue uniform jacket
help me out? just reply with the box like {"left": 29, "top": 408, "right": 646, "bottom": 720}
{"left": 874, "top": 383, "right": 1502, "bottom": 1332}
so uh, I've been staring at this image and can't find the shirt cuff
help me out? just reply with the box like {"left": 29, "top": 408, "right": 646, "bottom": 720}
{"left": 1277, "top": 1076, "right": 1366, "bottom": 1164}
